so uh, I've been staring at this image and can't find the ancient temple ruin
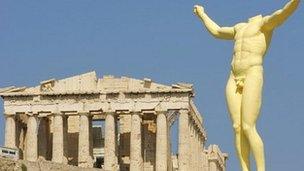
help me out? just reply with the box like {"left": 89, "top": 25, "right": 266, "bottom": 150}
{"left": 0, "top": 71, "right": 227, "bottom": 171}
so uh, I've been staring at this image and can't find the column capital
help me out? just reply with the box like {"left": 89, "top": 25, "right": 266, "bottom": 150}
{"left": 52, "top": 112, "right": 63, "bottom": 116}
{"left": 131, "top": 111, "right": 143, "bottom": 116}
{"left": 179, "top": 108, "right": 189, "bottom": 115}
{"left": 26, "top": 112, "right": 38, "bottom": 117}
{"left": 78, "top": 111, "right": 91, "bottom": 116}
{"left": 155, "top": 110, "right": 167, "bottom": 115}
{"left": 53, "top": 113, "right": 69, "bottom": 120}
{"left": 105, "top": 111, "right": 116, "bottom": 116}
{"left": 4, "top": 113, "right": 16, "bottom": 118}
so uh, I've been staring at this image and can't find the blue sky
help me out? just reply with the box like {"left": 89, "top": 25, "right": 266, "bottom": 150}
{"left": 0, "top": 1, "right": 303, "bottom": 170}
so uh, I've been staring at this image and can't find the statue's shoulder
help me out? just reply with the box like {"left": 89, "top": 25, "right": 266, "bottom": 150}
{"left": 234, "top": 23, "right": 247, "bottom": 30}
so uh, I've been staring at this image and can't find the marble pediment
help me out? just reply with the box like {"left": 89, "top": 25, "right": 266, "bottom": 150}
{"left": 0, "top": 71, "right": 193, "bottom": 96}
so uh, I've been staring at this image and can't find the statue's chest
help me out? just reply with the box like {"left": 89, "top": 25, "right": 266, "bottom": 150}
{"left": 235, "top": 22, "right": 263, "bottom": 39}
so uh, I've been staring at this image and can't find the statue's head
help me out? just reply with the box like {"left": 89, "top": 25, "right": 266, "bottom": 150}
{"left": 248, "top": 15, "right": 263, "bottom": 23}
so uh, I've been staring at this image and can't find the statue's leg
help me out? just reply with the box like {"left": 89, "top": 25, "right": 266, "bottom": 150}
{"left": 226, "top": 74, "right": 250, "bottom": 171}
{"left": 241, "top": 67, "right": 265, "bottom": 171}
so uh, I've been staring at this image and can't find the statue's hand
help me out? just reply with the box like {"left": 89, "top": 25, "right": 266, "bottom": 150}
{"left": 193, "top": 5, "right": 204, "bottom": 16}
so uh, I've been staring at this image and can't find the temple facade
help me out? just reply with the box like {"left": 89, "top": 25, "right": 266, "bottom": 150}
{"left": 0, "top": 71, "right": 227, "bottom": 171}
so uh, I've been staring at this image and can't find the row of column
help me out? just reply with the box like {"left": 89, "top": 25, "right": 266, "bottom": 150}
{"left": 178, "top": 109, "right": 204, "bottom": 171}
{"left": 103, "top": 109, "right": 203, "bottom": 171}
{"left": 5, "top": 109, "right": 203, "bottom": 171}
{"left": 103, "top": 111, "right": 169, "bottom": 171}
{"left": 190, "top": 118, "right": 204, "bottom": 171}
{"left": 5, "top": 114, "right": 41, "bottom": 161}
{"left": 52, "top": 112, "right": 94, "bottom": 167}
{"left": 4, "top": 113, "right": 94, "bottom": 167}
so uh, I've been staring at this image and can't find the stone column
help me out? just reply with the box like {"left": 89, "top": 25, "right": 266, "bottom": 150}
{"left": 189, "top": 122, "right": 195, "bottom": 171}
{"left": 209, "top": 160, "right": 218, "bottom": 171}
{"left": 104, "top": 113, "right": 118, "bottom": 171}
{"left": 26, "top": 114, "right": 38, "bottom": 162}
{"left": 189, "top": 124, "right": 193, "bottom": 171}
{"left": 194, "top": 129, "right": 199, "bottom": 171}
{"left": 4, "top": 115, "right": 17, "bottom": 148}
{"left": 118, "top": 114, "right": 132, "bottom": 170}
{"left": 156, "top": 112, "right": 168, "bottom": 171}
{"left": 190, "top": 125, "right": 196, "bottom": 171}
{"left": 78, "top": 112, "right": 93, "bottom": 167}
{"left": 178, "top": 109, "right": 190, "bottom": 171}
{"left": 198, "top": 136, "right": 203, "bottom": 171}
{"left": 202, "top": 152, "right": 209, "bottom": 171}
{"left": 52, "top": 113, "right": 67, "bottom": 163}
{"left": 167, "top": 122, "right": 172, "bottom": 171}
{"left": 130, "top": 113, "right": 143, "bottom": 171}
{"left": 197, "top": 132, "right": 201, "bottom": 171}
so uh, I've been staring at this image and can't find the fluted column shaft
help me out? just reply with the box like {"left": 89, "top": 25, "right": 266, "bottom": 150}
{"left": 194, "top": 128, "right": 199, "bottom": 171}
{"left": 156, "top": 112, "right": 168, "bottom": 171}
{"left": 178, "top": 109, "right": 190, "bottom": 171}
{"left": 130, "top": 113, "right": 143, "bottom": 171}
{"left": 104, "top": 113, "right": 118, "bottom": 171}
{"left": 209, "top": 160, "right": 218, "bottom": 171}
{"left": 4, "top": 115, "right": 17, "bottom": 148}
{"left": 78, "top": 112, "right": 93, "bottom": 167}
{"left": 167, "top": 122, "right": 173, "bottom": 171}
{"left": 198, "top": 137, "right": 203, "bottom": 171}
{"left": 26, "top": 115, "right": 38, "bottom": 162}
{"left": 52, "top": 114, "right": 67, "bottom": 163}
{"left": 189, "top": 122, "right": 195, "bottom": 170}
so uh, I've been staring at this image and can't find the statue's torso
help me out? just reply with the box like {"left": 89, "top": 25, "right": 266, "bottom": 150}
{"left": 231, "top": 19, "right": 273, "bottom": 78}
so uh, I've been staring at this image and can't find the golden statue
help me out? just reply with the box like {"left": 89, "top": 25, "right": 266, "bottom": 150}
{"left": 193, "top": 1, "right": 300, "bottom": 171}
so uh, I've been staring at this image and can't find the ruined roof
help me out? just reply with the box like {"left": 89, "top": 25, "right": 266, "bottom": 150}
{"left": 0, "top": 71, "right": 194, "bottom": 96}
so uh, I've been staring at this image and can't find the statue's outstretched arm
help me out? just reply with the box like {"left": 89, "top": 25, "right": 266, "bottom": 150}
{"left": 263, "top": 0, "right": 300, "bottom": 30}
{"left": 194, "top": 5, "right": 235, "bottom": 40}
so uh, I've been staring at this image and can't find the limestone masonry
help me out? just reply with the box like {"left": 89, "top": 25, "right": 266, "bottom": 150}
{"left": 0, "top": 71, "right": 227, "bottom": 171}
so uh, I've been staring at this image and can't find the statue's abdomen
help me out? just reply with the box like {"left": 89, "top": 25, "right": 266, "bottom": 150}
{"left": 231, "top": 30, "right": 269, "bottom": 77}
